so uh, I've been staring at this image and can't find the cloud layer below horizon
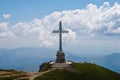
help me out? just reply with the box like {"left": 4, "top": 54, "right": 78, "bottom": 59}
{"left": 0, "top": 2, "right": 120, "bottom": 51}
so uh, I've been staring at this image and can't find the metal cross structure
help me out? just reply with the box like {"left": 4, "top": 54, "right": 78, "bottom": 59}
{"left": 53, "top": 21, "right": 69, "bottom": 52}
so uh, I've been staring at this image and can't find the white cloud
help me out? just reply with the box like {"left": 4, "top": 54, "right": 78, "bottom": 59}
{"left": 0, "top": 22, "right": 15, "bottom": 38}
{"left": 0, "top": 22, "right": 8, "bottom": 32}
{"left": 3, "top": 14, "right": 11, "bottom": 19}
{"left": 0, "top": 2, "right": 120, "bottom": 49}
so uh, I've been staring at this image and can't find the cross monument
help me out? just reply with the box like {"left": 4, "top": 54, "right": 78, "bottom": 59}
{"left": 53, "top": 21, "right": 68, "bottom": 63}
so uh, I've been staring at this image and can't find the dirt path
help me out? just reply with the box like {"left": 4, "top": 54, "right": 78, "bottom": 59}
{"left": 29, "top": 69, "right": 55, "bottom": 80}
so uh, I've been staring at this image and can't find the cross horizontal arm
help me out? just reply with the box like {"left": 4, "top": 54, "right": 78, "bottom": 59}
{"left": 52, "top": 30, "right": 69, "bottom": 33}
{"left": 62, "top": 30, "right": 69, "bottom": 33}
{"left": 52, "top": 30, "right": 59, "bottom": 33}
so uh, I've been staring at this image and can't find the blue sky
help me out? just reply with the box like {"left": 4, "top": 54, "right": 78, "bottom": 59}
{"left": 0, "top": 0, "right": 120, "bottom": 55}
{"left": 0, "top": 0, "right": 119, "bottom": 25}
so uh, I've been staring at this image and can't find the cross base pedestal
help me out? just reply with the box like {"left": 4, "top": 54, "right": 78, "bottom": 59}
{"left": 56, "top": 51, "right": 65, "bottom": 63}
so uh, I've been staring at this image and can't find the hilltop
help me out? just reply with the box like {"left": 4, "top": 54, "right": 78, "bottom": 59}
{"left": 35, "top": 62, "right": 120, "bottom": 80}
{"left": 0, "top": 62, "right": 120, "bottom": 80}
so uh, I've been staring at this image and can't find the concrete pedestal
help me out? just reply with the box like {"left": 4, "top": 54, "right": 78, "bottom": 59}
{"left": 56, "top": 51, "right": 65, "bottom": 63}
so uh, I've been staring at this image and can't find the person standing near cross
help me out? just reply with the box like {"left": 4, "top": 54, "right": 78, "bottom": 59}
{"left": 53, "top": 21, "right": 69, "bottom": 63}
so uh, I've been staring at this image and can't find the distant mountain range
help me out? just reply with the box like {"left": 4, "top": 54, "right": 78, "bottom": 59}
{"left": 0, "top": 47, "right": 120, "bottom": 73}
{"left": 0, "top": 47, "right": 56, "bottom": 71}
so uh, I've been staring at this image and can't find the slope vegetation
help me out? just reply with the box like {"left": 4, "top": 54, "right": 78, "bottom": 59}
{"left": 0, "top": 69, "right": 29, "bottom": 80}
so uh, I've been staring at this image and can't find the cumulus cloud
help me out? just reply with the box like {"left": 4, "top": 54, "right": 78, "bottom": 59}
{"left": 3, "top": 14, "right": 11, "bottom": 19}
{"left": 0, "top": 22, "right": 15, "bottom": 38}
{"left": 0, "top": 2, "right": 120, "bottom": 48}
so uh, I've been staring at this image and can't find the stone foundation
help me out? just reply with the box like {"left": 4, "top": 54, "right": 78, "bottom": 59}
{"left": 56, "top": 51, "right": 65, "bottom": 63}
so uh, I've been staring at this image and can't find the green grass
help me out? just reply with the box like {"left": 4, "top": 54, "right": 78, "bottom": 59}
{"left": 71, "top": 63, "right": 120, "bottom": 80}
{"left": 35, "top": 62, "right": 120, "bottom": 80}
{"left": 35, "top": 69, "right": 79, "bottom": 80}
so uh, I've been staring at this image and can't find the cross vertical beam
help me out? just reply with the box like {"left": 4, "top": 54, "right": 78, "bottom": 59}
{"left": 59, "top": 21, "right": 62, "bottom": 52}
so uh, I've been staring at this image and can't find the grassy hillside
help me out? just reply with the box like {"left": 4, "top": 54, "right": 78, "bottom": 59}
{"left": 35, "top": 63, "right": 120, "bottom": 80}
{"left": 0, "top": 69, "right": 29, "bottom": 80}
